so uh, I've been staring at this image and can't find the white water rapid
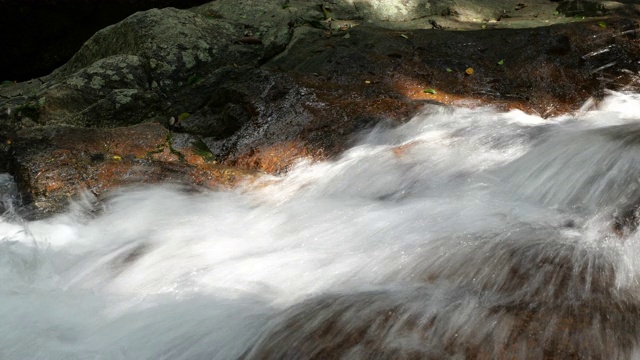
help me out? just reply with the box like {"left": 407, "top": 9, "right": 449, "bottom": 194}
{"left": 4, "top": 92, "right": 640, "bottom": 359}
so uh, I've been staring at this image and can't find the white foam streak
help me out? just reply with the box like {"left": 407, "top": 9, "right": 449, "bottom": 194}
{"left": 3, "top": 94, "right": 640, "bottom": 358}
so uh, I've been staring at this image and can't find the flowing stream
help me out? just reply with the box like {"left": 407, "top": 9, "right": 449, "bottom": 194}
{"left": 3, "top": 92, "right": 640, "bottom": 359}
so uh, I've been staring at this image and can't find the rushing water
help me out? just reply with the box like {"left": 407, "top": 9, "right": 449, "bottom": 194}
{"left": 3, "top": 92, "right": 640, "bottom": 359}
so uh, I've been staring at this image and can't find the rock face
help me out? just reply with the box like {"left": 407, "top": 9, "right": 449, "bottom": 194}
{"left": 31, "top": 8, "right": 276, "bottom": 128}
{"left": 0, "top": 0, "right": 300, "bottom": 83}
{"left": 10, "top": 123, "right": 254, "bottom": 216}
{"left": 1, "top": 0, "right": 640, "bottom": 215}
{"left": 0, "top": 0, "right": 215, "bottom": 82}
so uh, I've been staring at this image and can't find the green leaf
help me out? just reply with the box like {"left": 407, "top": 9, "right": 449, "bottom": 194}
{"left": 178, "top": 112, "right": 191, "bottom": 121}
{"left": 598, "top": 21, "right": 607, "bottom": 28}
{"left": 192, "top": 138, "right": 216, "bottom": 162}
{"left": 553, "top": 11, "right": 559, "bottom": 16}
{"left": 423, "top": 88, "right": 437, "bottom": 94}
{"left": 187, "top": 74, "right": 203, "bottom": 85}
{"left": 446, "top": 67, "right": 453, "bottom": 72}
{"left": 321, "top": 4, "right": 331, "bottom": 19}
{"left": 497, "top": 59, "right": 505, "bottom": 65}
{"left": 400, "top": 34, "right": 409, "bottom": 39}
{"left": 307, "top": 19, "right": 330, "bottom": 30}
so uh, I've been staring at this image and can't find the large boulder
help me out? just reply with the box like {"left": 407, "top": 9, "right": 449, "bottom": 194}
{"left": 0, "top": 0, "right": 214, "bottom": 82}
{"left": 3, "top": 6, "right": 289, "bottom": 128}
{"left": 0, "top": 0, "right": 639, "bottom": 215}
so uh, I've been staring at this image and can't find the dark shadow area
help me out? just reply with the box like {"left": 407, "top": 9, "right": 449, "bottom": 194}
{"left": 0, "top": 0, "right": 212, "bottom": 82}
{"left": 556, "top": 0, "right": 640, "bottom": 17}
{"left": 556, "top": 0, "right": 608, "bottom": 17}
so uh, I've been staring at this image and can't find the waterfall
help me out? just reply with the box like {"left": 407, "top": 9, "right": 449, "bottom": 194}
{"left": 3, "top": 92, "right": 640, "bottom": 359}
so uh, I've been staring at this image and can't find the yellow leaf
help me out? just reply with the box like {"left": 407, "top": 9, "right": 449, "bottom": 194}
{"left": 113, "top": 155, "right": 122, "bottom": 161}
{"left": 465, "top": 67, "right": 474, "bottom": 75}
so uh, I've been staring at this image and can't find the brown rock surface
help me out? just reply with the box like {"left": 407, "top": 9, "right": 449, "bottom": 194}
{"left": 1, "top": 0, "right": 639, "bottom": 215}
{"left": 10, "top": 123, "right": 256, "bottom": 215}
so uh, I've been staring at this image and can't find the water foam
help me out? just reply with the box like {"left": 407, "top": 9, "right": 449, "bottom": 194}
{"left": 3, "top": 94, "right": 640, "bottom": 358}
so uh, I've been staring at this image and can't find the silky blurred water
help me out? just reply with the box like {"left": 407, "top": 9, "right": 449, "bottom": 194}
{"left": 3, "top": 92, "right": 640, "bottom": 359}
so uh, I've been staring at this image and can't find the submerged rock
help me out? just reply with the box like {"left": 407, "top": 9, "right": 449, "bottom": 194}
{"left": 245, "top": 229, "right": 640, "bottom": 360}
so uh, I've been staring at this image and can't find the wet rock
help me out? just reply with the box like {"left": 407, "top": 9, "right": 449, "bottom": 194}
{"left": 10, "top": 123, "right": 255, "bottom": 216}
{"left": 245, "top": 286, "right": 640, "bottom": 359}
{"left": 268, "top": 19, "right": 640, "bottom": 116}
{"left": 170, "top": 132, "right": 217, "bottom": 164}
{"left": 193, "top": 69, "right": 319, "bottom": 158}
{"left": 1, "top": 0, "right": 639, "bottom": 213}
{"left": 245, "top": 229, "right": 640, "bottom": 359}
{"left": 181, "top": 67, "right": 419, "bottom": 172}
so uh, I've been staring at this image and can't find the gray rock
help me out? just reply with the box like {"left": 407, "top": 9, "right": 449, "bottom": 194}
{"left": 191, "top": 0, "right": 295, "bottom": 60}
{"left": 9, "top": 7, "right": 277, "bottom": 128}
{"left": 198, "top": 69, "right": 316, "bottom": 160}
{"left": 54, "top": 8, "right": 252, "bottom": 83}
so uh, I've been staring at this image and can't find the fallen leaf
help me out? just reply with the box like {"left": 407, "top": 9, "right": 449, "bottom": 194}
{"left": 187, "top": 74, "right": 203, "bottom": 85}
{"left": 598, "top": 21, "right": 607, "bottom": 28}
{"left": 400, "top": 34, "right": 409, "bottom": 39}
{"left": 423, "top": 88, "right": 437, "bottom": 94}
{"left": 466, "top": 67, "right": 474, "bottom": 75}
{"left": 497, "top": 59, "right": 505, "bottom": 65}
{"left": 307, "top": 19, "right": 330, "bottom": 30}
{"left": 178, "top": 112, "right": 191, "bottom": 121}
{"left": 113, "top": 155, "right": 122, "bottom": 161}
{"left": 321, "top": 3, "right": 331, "bottom": 19}
{"left": 446, "top": 67, "right": 453, "bottom": 72}
{"left": 365, "top": 80, "right": 371, "bottom": 84}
